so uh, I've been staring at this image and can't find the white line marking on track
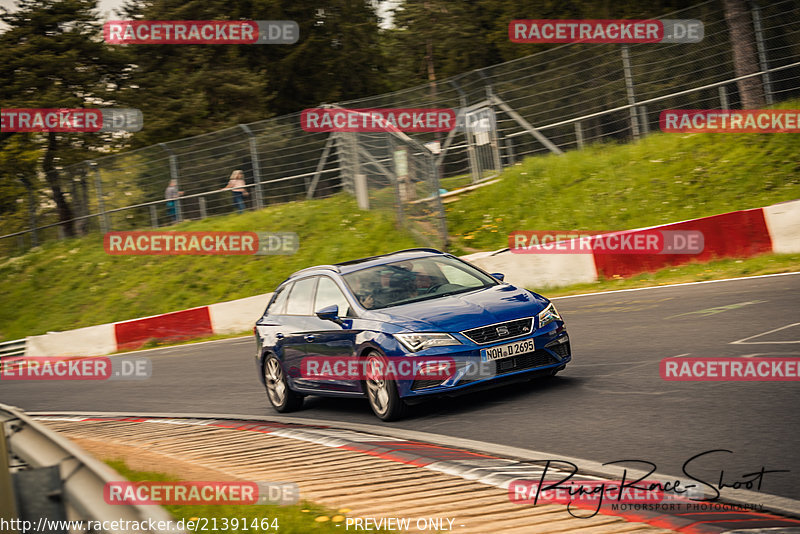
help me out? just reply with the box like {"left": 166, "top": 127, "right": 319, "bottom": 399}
{"left": 730, "top": 323, "right": 800, "bottom": 345}
{"left": 551, "top": 271, "right": 800, "bottom": 300}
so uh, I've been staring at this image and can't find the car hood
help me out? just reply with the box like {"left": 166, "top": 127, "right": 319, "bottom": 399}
{"left": 366, "top": 284, "right": 549, "bottom": 333}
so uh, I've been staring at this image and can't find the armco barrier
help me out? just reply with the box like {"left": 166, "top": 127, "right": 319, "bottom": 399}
{"left": 17, "top": 199, "right": 800, "bottom": 357}
{"left": 0, "top": 338, "right": 26, "bottom": 359}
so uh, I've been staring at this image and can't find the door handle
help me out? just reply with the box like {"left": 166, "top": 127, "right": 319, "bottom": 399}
{"left": 304, "top": 335, "right": 316, "bottom": 342}
{"left": 276, "top": 333, "right": 284, "bottom": 339}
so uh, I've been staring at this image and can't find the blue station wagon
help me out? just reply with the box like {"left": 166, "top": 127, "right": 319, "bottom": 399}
{"left": 254, "top": 248, "right": 571, "bottom": 420}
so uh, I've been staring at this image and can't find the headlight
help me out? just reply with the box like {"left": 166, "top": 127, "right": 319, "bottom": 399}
{"left": 395, "top": 333, "right": 461, "bottom": 352}
{"left": 538, "top": 303, "right": 562, "bottom": 328}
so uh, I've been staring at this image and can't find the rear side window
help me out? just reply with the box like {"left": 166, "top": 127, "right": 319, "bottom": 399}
{"left": 285, "top": 277, "right": 317, "bottom": 315}
{"left": 267, "top": 283, "right": 292, "bottom": 315}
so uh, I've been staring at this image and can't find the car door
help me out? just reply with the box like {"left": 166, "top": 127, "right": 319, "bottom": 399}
{"left": 302, "top": 276, "right": 362, "bottom": 393}
{"left": 278, "top": 276, "right": 321, "bottom": 390}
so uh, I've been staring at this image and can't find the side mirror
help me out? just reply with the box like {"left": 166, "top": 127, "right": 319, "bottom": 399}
{"left": 316, "top": 304, "right": 343, "bottom": 325}
{"left": 491, "top": 272, "right": 505, "bottom": 282}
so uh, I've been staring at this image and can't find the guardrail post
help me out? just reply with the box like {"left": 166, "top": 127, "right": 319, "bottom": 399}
{"left": 238, "top": 124, "right": 264, "bottom": 210}
{"left": 88, "top": 161, "right": 109, "bottom": 233}
{"left": 199, "top": 196, "right": 207, "bottom": 219}
{"left": 159, "top": 144, "right": 183, "bottom": 222}
{"left": 751, "top": 1, "right": 773, "bottom": 105}
{"left": 0, "top": 426, "right": 20, "bottom": 533}
{"left": 621, "top": 45, "right": 640, "bottom": 140}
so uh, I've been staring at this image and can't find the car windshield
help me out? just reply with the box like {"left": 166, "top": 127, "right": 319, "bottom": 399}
{"left": 342, "top": 256, "right": 498, "bottom": 310}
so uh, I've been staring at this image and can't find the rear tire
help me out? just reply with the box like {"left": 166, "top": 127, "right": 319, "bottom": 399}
{"left": 263, "top": 355, "right": 304, "bottom": 412}
{"left": 364, "top": 351, "right": 408, "bottom": 421}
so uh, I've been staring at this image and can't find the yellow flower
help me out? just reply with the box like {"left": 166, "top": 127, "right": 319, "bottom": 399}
{"left": 332, "top": 515, "right": 346, "bottom": 522}
{"left": 338, "top": 508, "right": 352, "bottom": 514}
{"left": 315, "top": 516, "right": 330, "bottom": 522}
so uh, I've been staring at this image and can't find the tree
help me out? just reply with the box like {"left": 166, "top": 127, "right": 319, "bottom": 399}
{"left": 723, "top": 0, "right": 765, "bottom": 108}
{"left": 0, "top": 0, "right": 127, "bottom": 237}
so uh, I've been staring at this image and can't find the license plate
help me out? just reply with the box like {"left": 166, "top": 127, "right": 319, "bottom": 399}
{"left": 480, "top": 338, "right": 536, "bottom": 362}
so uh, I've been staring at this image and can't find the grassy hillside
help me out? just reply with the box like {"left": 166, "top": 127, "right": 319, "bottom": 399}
{"left": 2, "top": 111, "right": 799, "bottom": 340}
{"left": 447, "top": 128, "right": 800, "bottom": 253}
{"left": 0, "top": 198, "right": 417, "bottom": 340}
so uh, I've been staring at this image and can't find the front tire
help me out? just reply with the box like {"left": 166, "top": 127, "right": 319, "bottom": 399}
{"left": 364, "top": 351, "right": 408, "bottom": 421}
{"left": 263, "top": 355, "right": 303, "bottom": 412}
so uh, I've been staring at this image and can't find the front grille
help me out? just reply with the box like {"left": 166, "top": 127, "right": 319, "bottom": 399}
{"left": 411, "top": 379, "right": 444, "bottom": 390}
{"left": 495, "top": 350, "right": 557, "bottom": 376}
{"left": 462, "top": 317, "right": 533, "bottom": 344}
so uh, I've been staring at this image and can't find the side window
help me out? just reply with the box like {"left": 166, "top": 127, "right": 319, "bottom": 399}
{"left": 439, "top": 264, "right": 483, "bottom": 287}
{"left": 285, "top": 277, "right": 317, "bottom": 316}
{"left": 267, "top": 283, "right": 292, "bottom": 315}
{"left": 315, "top": 277, "right": 352, "bottom": 317}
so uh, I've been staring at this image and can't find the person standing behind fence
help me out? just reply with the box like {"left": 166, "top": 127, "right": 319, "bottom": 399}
{"left": 223, "top": 170, "right": 249, "bottom": 214}
{"left": 164, "top": 179, "right": 183, "bottom": 223}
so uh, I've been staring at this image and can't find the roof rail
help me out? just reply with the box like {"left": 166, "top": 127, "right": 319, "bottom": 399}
{"left": 390, "top": 248, "right": 444, "bottom": 255}
{"left": 289, "top": 265, "right": 341, "bottom": 278}
{"left": 335, "top": 248, "right": 444, "bottom": 267}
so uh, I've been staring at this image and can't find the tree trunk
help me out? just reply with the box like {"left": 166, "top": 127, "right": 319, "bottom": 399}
{"left": 723, "top": 0, "right": 765, "bottom": 109}
{"left": 42, "top": 133, "right": 76, "bottom": 237}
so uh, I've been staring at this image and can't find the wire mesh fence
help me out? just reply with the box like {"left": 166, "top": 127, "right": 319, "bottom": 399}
{"left": 2, "top": 0, "right": 799, "bottom": 254}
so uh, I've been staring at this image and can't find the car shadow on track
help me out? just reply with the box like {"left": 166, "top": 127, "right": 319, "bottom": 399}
{"left": 289, "top": 375, "right": 586, "bottom": 423}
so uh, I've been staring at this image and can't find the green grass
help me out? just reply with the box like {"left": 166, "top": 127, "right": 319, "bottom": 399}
{"left": 534, "top": 252, "right": 800, "bottom": 297}
{"left": 0, "top": 196, "right": 417, "bottom": 340}
{"left": 2, "top": 102, "right": 799, "bottom": 341}
{"left": 446, "top": 118, "right": 800, "bottom": 254}
{"left": 105, "top": 459, "right": 394, "bottom": 533}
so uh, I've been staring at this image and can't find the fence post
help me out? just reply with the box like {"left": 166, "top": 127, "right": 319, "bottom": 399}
{"left": 620, "top": 45, "right": 640, "bottom": 140}
{"left": 159, "top": 144, "right": 182, "bottom": 222}
{"left": 199, "top": 196, "right": 207, "bottom": 219}
{"left": 574, "top": 121, "right": 584, "bottom": 149}
{"left": 639, "top": 105, "right": 649, "bottom": 136}
{"left": 750, "top": 1, "right": 773, "bottom": 105}
{"left": 88, "top": 161, "right": 109, "bottom": 233}
{"left": 238, "top": 124, "right": 264, "bottom": 210}
{"left": 149, "top": 205, "right": 159, "bottom": 228}
{"left": 719, "top": 85, "right": 730, "bottom": 109}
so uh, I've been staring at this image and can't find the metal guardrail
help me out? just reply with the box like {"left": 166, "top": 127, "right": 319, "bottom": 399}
{"left": 0, "top": 403, "right": 185, "bottom": 534}
{"left": 0, "top": 340, "right": 25, "bottom": 360}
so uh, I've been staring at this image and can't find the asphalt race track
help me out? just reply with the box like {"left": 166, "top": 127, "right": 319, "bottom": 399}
{"left": 4, "top": 273, "right": 800, "bottom": 502}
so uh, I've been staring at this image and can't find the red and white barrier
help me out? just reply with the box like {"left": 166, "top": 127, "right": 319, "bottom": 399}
{"left": 466, "top": 199, "right": 799, "bottom": 288}
{"left": 23, "top": 199, "right": 800, "bottom": 356}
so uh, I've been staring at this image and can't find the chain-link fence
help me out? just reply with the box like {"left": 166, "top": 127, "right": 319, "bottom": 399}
{"left": 2, "top": 0, "right": 799, "bottom": 254}
{"left": 336, "top": 122, "right": 448, "bottom": 249}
